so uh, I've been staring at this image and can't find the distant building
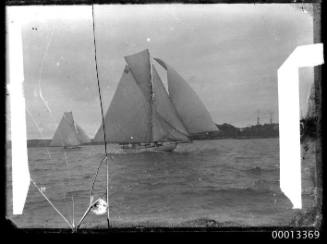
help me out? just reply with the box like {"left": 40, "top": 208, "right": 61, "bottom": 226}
{"left": 256, "top": 116, "right": 260, "bottom": 125}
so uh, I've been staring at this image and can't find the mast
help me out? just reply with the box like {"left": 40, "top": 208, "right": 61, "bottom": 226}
{"left": 149, "top": 52, "right": 154, "bottom": 142}
{"left": 94, "top": 50, "right": 191, "bottom": 144}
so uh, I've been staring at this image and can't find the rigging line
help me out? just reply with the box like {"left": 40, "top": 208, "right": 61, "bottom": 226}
{"left": 73, "top": 155, "right": 106, "bottom": 229}
{"left": 72, "top": 195, "right": 75, "bottom": 228}
{"left": 154, "top": 110, "right": 191, "bottom": 140}
{"left": 91, "top": 3, "right": 111, "bottom": 228}
{"left": 89, "top": 155, "right": 106, "bottom": 197}
{"left": 31, "top": 179, "right": 73, "bottom": 229}
{"left": 91, "top": 4, "right": 109, "bottom": 157}
{"left": 33, "top": 22, "right": 74, "bottom": 226}
{"left": 29, "top": 24, "right": 74, "bottom": 225}
{"left": 149, "top": 53, "right": 154, "bottom": 141}
{"left": 75, "top": 197, "right": 100, "bottom": 229}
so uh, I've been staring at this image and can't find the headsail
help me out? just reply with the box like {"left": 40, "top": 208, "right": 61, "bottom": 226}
{"left": 94, "top": 65, "right": 152, "bottom": 143}
{"left": 154, "top": 58, "right": 218, "bottom": 134}
{"left": 50, "top": 112, "right": 90, "bottom": 147}
{"left": 151, "top": 64, "right": 190, "bottom": 142}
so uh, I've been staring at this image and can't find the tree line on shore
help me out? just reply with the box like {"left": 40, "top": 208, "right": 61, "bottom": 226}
{"left": 7, "top": 117, "right": 318, "bottom": 148}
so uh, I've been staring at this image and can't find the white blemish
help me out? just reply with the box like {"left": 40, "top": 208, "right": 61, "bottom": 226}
{"left": 146, "top": 37, "right": 151, "bottom": 42}
{"left": 278, "top": 43, "right": 324, "bottom": 209}
{"left": 91, "top": 198, "right": 108, "bottom": 215}
{"left": 8, "top": 6, "right": 31, "bottom": 215}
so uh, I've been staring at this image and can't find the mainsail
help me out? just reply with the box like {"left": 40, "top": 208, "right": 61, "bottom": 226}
{"left": 94, "top": 65, "right": 152, "bottom": 143}
{"left": 125, "top": 49, "right": 153, "bottom": 140}
{"left": 154, "top": 58, "right": 218, "bottom": 134}
{"left": 94, "top": 49, "right": 191, "bottom": 144}
{"left": 50, "top": 112, "right": 90, "bottom": 147}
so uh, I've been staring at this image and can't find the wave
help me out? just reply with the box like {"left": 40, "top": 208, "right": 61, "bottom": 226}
{"left": 242, "top": 166, "right": 278, "bottom": 175}
{"left": 179, "top": 218, "right": 240, "bottom": 227}
{"left": 251, "top": 178, "right": 279, "bottom": 192}
{"left": 83, "top": 218, "right": 242, "bottom": 228}
{"left": 182, "top": 182, "right": 281, "bottom": 196}
{"left": 175, "top": 147, "right": 220, "bottom": 154}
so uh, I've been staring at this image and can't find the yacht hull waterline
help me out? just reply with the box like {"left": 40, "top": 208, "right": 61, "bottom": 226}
{"left": 121, "top": 142, "right": 177, "bottom": 153}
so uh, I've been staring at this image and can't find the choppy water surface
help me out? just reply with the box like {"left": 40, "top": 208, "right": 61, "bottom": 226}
{"left": 6, "top": 138, "right": 316, "bottom": 228}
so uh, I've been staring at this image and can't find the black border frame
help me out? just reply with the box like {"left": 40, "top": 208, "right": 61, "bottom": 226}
{"left": 2, "top": 0, "right": 326, "bottom": 241}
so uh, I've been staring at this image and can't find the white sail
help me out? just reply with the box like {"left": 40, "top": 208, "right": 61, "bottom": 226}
{"left": 151, "top": 65, "right": 190, "bottom": 142}
{"left": 154, "top": 58, "right": 218, "bottom": 134}
{"left": 95, "top": 50, "right": 218, "bottom": 144}
{"left": 124, "top": 49, "right": 152, "bottom": 100}
{"left": 124, "top": 49, "right": 153, "bottom": 139}
{"left": 50, "top": 112, "right": 87, "bottom": 147}
{"left": 94, "top": 65, "right": 152, "bottom": 143}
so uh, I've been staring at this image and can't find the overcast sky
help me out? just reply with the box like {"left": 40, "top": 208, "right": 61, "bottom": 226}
{"left": 6, "top": 4, "right": 314, "bottom": 139}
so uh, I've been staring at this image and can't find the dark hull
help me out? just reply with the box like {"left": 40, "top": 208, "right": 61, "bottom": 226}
{"left": 121, "top": 142, "right": 177, "bottom": 153}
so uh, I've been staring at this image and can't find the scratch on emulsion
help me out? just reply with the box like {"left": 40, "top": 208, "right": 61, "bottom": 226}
{"left": 37, "top": 26, "right": 54, "bottom": 114}
{"left": 35, "top": 25, "right": 74, "bottom": 212}
{"left": 26, "top": 107, "right": 52, "bottom": 160}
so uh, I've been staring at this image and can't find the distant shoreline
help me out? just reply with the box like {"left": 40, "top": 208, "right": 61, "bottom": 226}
{"left": 6, "top": 122, "right": 281, "bottom": 148}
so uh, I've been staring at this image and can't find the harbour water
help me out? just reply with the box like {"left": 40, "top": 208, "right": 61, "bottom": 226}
{"left": 6, "top": 138, "right": 316, "bottom": 228}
